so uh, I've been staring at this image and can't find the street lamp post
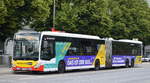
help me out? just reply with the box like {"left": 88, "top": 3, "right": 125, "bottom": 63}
{"left": 53, "top": 0, "right": 56, "bottom": 28}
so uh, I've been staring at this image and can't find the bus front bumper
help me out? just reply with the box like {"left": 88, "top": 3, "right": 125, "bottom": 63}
{"left": 12, "top": 65, "right": 44, "bottom": 72}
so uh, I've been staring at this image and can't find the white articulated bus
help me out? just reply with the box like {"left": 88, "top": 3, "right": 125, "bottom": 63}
{"left": 12, "top": 31, "right": 143, "bottom": 73}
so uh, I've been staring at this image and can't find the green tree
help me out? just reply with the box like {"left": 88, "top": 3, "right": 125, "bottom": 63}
{"left": 0, "top": 0, "right": 52, "bottom": 40}
{"left": 74, "top": 0, "right": 112, "bottom": 37}
{"left": 0, "top": 0, "right": 150, "bottom": 45}
{"left": 50, "top": 0, "right": 112, "bottom": 37}
{"left": 0, "top": 0, "right": 7, "bottom": 24}
{"left": 109, "top": 0, "right": 150, "bottom": 44}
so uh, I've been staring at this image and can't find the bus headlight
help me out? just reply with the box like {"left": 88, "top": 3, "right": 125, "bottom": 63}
{"left": 12, "top": 63, "right": 16, "bottom": 67}
{"left": 34, "top": 63, "right": 41, "bottom": 69}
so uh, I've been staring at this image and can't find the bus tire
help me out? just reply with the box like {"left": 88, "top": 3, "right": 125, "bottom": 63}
{"left": 125, "top": 59, "right": 129, "bottom": 68}
{"left": 58, "top": 61, "right": 66, "bottom": 73}
{"left": 131, "top": 59, "right": 135, "bottom": 67}
{"left": 94, "top": 59, "right": 100, "bottom": 71}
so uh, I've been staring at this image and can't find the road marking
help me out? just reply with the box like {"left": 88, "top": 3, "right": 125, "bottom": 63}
{"left": 142, "top": 62, "right": 150, "bottom": 64}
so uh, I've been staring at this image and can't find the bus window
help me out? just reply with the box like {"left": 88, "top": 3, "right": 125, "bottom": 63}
{"left": 41, "top": 36, "right": 55, "bottom": 60}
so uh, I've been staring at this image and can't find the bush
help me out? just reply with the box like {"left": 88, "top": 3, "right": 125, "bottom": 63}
{"left": 0, "top": 56, "right": 3, "bottom": 64}
{"left": 9, "top": 56, "right": 12, "bottom": 67}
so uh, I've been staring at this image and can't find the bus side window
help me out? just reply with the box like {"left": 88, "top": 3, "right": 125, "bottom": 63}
{"left": 66, "top": 38, "right": 80, "bottom": 56}
{"left": 41, "top": 36, "right": 55, "bottom": 60}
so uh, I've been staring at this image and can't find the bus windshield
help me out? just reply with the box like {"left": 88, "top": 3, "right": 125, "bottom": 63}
{"left": 13, "top": 32, "right": 40, "bottom": 61}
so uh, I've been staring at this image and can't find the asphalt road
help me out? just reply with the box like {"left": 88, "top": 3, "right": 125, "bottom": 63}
{"left": 0, "top": 63, "right": 150, "bottom": 83}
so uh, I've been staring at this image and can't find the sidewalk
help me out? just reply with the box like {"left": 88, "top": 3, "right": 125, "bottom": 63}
{"left": 0, "top": 65, "right": 11, "bottom": 74}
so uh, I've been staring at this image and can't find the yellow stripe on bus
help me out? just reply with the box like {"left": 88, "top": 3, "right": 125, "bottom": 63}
{"left": 93, "top": 44, "right": 106, "bottom": 66}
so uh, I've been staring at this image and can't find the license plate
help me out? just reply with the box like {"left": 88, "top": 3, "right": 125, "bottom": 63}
{"left": 21, "top": 68, "right": 32, "bottom": 70}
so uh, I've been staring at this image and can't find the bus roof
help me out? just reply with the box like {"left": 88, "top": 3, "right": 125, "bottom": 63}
{"left": 41, "top": 31, "right": 100, "bottom": 40}
{"left": 115, "top": 39, "right": 142, "bottom": 44}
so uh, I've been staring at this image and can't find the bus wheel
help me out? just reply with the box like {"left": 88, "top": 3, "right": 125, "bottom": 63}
{"left": 125, "top": 59, "right": 129, "bottom": 68}
{"left": 58, "top": 61, "right": 65, "bottom": 73}
{"left": 95, "top": 60, "right": 100, "bottom": 71}
{"left": 131, "top": 59, "right": 135, "bottom": 67}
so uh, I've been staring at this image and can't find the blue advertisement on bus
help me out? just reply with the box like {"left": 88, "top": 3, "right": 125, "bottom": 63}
{"left": 64, "top": 56, "right": 96, "bottom": 67}
{"left": 112, "top": 55, "right": 135, "bottom": 64}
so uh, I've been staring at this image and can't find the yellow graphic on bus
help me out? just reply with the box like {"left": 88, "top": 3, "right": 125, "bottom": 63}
{"left": 93, "top": 44, "right": 106, "bottom": 66}
{"left": 135, "top": 56, "right": 142, "bottom": 64}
